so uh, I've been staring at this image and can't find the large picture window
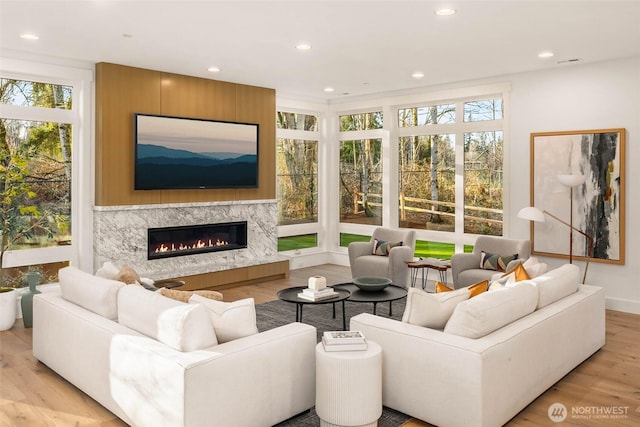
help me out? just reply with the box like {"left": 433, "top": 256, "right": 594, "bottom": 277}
{"left": 397, "top": 97, "right": 504, "bottom": 236}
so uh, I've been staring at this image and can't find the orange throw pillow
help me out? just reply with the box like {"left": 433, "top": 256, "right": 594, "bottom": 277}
{"left": 436, "top": 280, "right": 487, "bottom": 298}
{"left": 501, "top": 262, "right": 531, "bottom": 283}
{"left": 468, "top": 280, "right": 489, "bottom": 297}
{"left": 435, "top": 282, "right": 454, "bottom": 293}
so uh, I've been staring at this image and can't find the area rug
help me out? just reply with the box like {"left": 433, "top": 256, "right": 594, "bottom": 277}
{"left": 255, "top": 296, "right": 406, "bottom": 340}
{"left": 274, "top": 407, "right": 411, "bottom": 427}
{"left": 256, "top": 296, "right": 411, "bottom": 427}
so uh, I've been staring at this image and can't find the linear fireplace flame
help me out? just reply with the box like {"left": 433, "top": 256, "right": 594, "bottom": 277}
{"left": 147, "top": 221, "right": 247, "bottom": 260}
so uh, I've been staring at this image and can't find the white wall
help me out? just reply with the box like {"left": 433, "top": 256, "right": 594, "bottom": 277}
{"left": 508, "top": 57, "right": 640, "bottom": 314}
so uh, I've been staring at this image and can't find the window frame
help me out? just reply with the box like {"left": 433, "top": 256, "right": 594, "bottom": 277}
{"left": 275, "top": 107, "right": 325, "bottom": 255}
{"left": 0, "top": 58, "right": 93, "bottom": 271}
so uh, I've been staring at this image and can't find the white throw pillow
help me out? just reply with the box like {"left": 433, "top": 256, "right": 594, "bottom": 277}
{"left": 522, "top": 257, "right": 548, "bottom": 278}
{"left": 59, "top": 266, "right": 125, "bottom": 320}
{"left": 190, "top": 294, "right": 259, "bottom": 343}
{"left": 117, "top": 285, "right": 218, "bottom": 351}
{"left": 94, "top": 261, "right": 120, "bottom": 280}
{"left": 528, "top": 263, "right": 579, "bottom": 309}
{"left": 401, "top": 287, "right": 470, "bottom": 329}
{"left": 444, "top": 281, "right": 538, "bottom": 339}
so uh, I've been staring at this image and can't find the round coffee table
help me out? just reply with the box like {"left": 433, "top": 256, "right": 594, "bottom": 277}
{"left": 332, "top": 283, "right": 408, "bottom": 316}
{"left": 277, "top": 286, "right": 351, "bottom": 330}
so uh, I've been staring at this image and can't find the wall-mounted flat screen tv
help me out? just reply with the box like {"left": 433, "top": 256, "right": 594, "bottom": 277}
{"left": 134, "top": 113, "right": 259, "bottom": 190}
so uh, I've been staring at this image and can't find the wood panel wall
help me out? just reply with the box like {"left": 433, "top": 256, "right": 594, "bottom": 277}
{"left": 95, "top": 62, "right": 276, "bottom": 206}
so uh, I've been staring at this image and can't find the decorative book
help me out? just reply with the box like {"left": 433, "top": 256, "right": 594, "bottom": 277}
{"left": 321, "top": 334, "right": 367, "bottom": 352}
{"left": 323, "top": 330, "right": 366, "bottom": 345}
{"left": 297, "top": 288, "right": 339, "bottom": 301}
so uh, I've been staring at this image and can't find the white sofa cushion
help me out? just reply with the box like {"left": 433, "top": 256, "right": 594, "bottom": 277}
{"left": 117, "top": 285, "right": 218, "bottom": 351}
{"left": 444, "top": 281, "right": 538, "bottom": 338}
{"left": 527, "top": 263, "right": 580, "bottom": 309}
{"left": 94, "top": 261, "right": 120, "bottom": 280}
{"left": 401, "top": 287, "right": 470, "bottom": 329}
{"left": 59, "top": 266, "right": 125, "bottom": 320}
{"left": 190, "top": 294, "right": 259, "bottom": 343}
{"left": 522, "top": 257, "right": 548, "bottom": 278}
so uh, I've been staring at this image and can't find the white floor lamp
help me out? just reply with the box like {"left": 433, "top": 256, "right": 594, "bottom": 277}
{"left": 518, "top": 174, "right": 594, "bottom": 283}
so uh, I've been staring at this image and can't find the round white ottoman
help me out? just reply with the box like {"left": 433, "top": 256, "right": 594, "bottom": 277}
{"left": 315, "top": 340, "right": 382, "bottom": 427}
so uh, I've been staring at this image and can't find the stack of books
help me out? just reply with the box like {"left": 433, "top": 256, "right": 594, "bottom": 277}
{"left": 297, "top": 287, "right": 339, "bottom": 301}
{"left": 321, "top": 330, "right": 367, "bottom": 352}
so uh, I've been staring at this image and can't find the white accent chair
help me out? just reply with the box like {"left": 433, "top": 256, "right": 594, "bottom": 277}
{"left": 451, "top": 235, "right": 530, "bottom": 289}
{"left": 348, "top": 227, "right": 416, "bottom": 288}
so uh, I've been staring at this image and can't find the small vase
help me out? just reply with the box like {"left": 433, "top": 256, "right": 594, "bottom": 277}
{"left": 21, "top": 272, "right": 42, "bottom": 328}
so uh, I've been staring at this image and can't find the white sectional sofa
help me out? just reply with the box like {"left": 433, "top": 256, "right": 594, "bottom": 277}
{"left": 33, "top": 267, "right": 317, "bottom": 427}
{"left": 350, "top": 264, "right": 605, "bottom": 427}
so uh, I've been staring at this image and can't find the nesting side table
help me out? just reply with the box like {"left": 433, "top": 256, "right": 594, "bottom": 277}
{"left": 315, "top": 341, "right": 382, "bottom": 427}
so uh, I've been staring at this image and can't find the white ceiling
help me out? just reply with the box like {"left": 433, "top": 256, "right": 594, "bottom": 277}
{"left": 1, "top": 0, "right": 640, "bottom": 102}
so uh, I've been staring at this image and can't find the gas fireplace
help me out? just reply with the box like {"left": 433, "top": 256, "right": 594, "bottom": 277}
{"left": 147, "top": 221, "right": 248, "bottom": 260}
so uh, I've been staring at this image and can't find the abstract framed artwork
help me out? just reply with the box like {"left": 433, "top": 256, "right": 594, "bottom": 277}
{"left": 529, "top": 128, "right": 625, "bottom": 264}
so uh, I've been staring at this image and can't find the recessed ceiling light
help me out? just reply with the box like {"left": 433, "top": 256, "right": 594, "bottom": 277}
{"left": 20, "top": 33, "right": 39, "bottom": 40}
{"left": 323, "top": 87, "right": 335, "bottom": 92}
{"left": 435, "top": 8, "right": 457, "bottom": 16}
{"left": 207, "top": 66, "right": 220, "bottom": 73}
{"left": 538, "top": 51, "right": 555, "bottom": 59}
{"left": 412, "top": 72, "right": 425, "bottom": 79}
{"left": 296, "top": 43, "right": 312, "bottom": 51}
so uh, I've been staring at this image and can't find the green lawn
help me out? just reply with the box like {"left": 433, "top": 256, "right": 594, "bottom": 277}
{"left": 279, "top": 232, "right": 474, "bottom": 259}
{"left": 278, "top": 234, "right": 318, "bottom": 252}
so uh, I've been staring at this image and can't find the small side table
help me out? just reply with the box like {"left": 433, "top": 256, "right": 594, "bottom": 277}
{"left": 315, "top": 341, "right": 382, "bottom": 427}
{"left": 405, "top": 259, "right": 451, "bottom": 290}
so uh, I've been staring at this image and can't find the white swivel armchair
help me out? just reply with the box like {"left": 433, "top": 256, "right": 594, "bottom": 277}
{"left": 348, "top": 228, "right": 416, "bottom": 288}
{"left": 451, "top": 235, "right": 530, "bottom": 289}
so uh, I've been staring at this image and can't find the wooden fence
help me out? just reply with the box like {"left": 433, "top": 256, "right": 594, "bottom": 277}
{"left": 352, "top": 190, "right": 503, "bottom": 226}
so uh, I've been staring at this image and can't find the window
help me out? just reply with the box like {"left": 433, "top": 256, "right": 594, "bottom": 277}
{"left": 277, "top": 111, "right": 318, "bottom": 131}
{"left": 339, "top": 111, "right": 383, "bottom": 131}
{"left": 276, "top": 109, "right": 320, "bottom": 252}
{"left": 1, "top": 79, "right": 73, "bottom": 262}
{"left": 399, "top": 134, "right": 455, "bottom": 231}
{"left": 339, "top": 233, "right": 370, "bottom": 248}
{"left": 397, "top": 96, "right": 504, "bottom": 236}
{"left": 1, "top": 60, "right": 90, "bottom": 284}
{"left": 276, "top": 138, "right": 318, "bottom": 225}
{"left": 339, "top": 138, "right": 383, "bottom": 225}
{"left": 398, "top": 103, "right": 455, "bottom": 127}
{"left": 278, "top": 234, "right": 318, "bottom": 251}
{"left": 464, "top": 131, "right": 504, "bottom": 235}
{"left": 463, "top": 98, "right": 503, "bottom": 122}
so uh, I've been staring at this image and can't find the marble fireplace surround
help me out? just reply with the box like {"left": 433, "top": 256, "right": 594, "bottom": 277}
{"left": 93, "top": 200, "right": 280, "bottom": 280}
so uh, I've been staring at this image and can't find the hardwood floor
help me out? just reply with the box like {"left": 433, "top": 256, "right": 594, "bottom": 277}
{"left": 1, "top": 264, "right": 638, "bottom": 426}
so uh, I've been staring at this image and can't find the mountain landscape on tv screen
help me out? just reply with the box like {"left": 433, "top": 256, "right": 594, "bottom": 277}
{"left": 135, "top": 144, "right": 257, "bottom": 189}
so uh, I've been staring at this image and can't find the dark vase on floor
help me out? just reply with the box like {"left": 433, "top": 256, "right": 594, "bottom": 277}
{"left": 21, "top": 272, "right": 41, "bottom": 328}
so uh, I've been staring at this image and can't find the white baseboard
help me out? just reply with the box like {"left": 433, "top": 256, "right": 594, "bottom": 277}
{"left": 605, "top": 297, "right": 640, "bottom": 315}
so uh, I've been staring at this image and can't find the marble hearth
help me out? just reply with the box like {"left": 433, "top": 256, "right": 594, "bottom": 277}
{"left": 93, "top": 200, "right": 280, "bottom": 280}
